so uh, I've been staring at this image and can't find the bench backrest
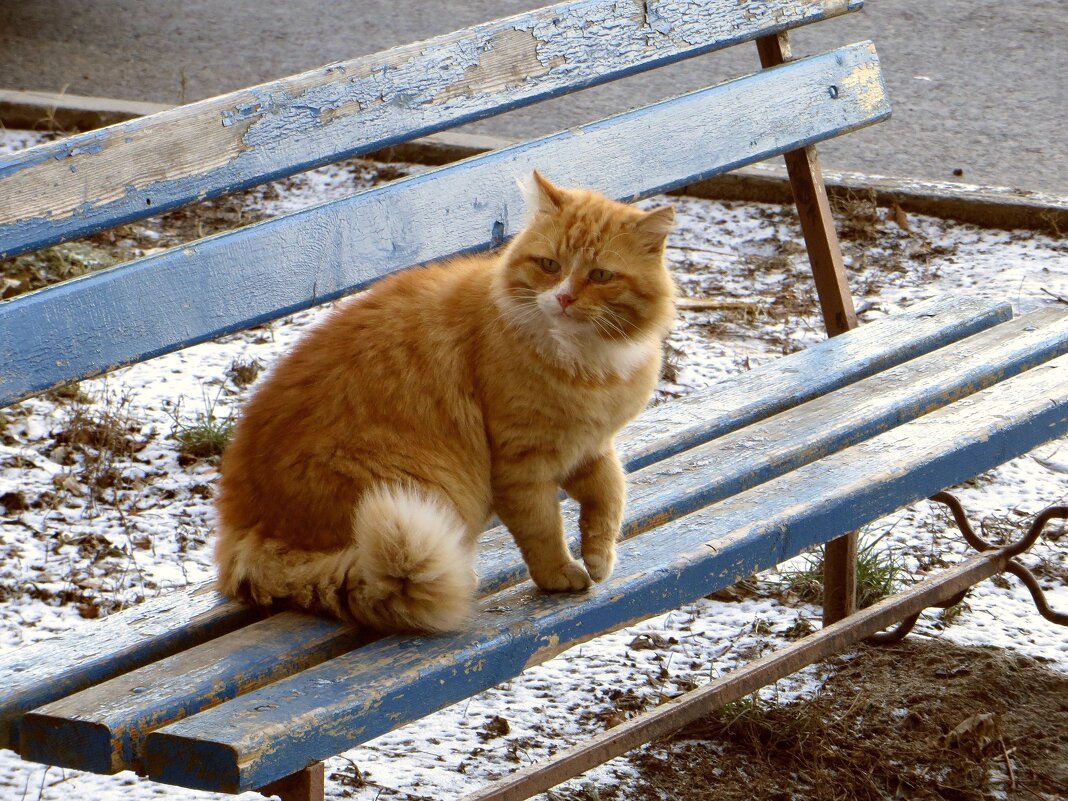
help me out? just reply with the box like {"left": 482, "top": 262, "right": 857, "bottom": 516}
{"left": 0, "top": 0, "right": 888, "bottom": 409}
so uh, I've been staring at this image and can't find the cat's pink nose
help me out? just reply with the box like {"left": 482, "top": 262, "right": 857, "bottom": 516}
{"left": 556, "top": 293, "right": 575, "bottom": 310}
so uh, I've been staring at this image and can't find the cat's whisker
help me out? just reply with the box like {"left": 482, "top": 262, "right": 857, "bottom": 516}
{"left": 594, "top": 314, "right": 630, "bottom": 341}
{"left": 600, "top": 306, "right": 637, "bottom": 337}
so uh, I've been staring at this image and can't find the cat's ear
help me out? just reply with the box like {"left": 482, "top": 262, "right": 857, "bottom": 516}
{"left": 633, "top": 205, "right": 675, "bottom": 252}
{"left": 526, "top": 169, "right": 566, "bottom": 214}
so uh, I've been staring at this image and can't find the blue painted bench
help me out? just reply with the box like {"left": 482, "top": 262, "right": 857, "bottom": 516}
{"left": 1, "top": 1, "right": 1066, "bottom": 799}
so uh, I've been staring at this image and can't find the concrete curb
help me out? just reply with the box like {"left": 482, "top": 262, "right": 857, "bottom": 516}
{"left": 2, "top": 91, "right": 1065, "bottom": 234}
{"left": 0, "top": 89, "right": 170, "bottom": 133}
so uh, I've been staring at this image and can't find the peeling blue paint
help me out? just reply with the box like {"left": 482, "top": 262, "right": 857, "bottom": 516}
{"left": 3, "top": 44, "right": 889, "bottom": 401}
{"left": 0, "top": 0, "right": 868, "bottom": 260}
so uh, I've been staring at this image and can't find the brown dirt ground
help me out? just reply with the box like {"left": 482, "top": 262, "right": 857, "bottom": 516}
{"left": 554, "top": 640, "right": 1067, "bottom": 801}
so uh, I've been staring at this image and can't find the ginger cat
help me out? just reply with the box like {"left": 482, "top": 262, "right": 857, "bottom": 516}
{"left": 214, "top": 171, "right": 676, "bottom": 632}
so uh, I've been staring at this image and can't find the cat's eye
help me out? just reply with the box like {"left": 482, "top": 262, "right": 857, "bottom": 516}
{"left": 589, "top": 268, "right": 615, "bottom": 283}
{"left": 538, "top": 257, "right": 561, "bottom": 274}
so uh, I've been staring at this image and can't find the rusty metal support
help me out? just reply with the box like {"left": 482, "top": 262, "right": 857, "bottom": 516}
{"left": 870, "top": 496, "right": 1067, "bottom": 642}
{"left": 756, "top": 31, "right": 860, "bottom": 627}
{"left": 461, "top": 550, "right": 1012, "bottom": 801}
{"left": 259, "top": 762, "right": 325, "bottom": 801}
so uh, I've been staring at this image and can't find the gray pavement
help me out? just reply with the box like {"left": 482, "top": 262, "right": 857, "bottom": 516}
{"left": 0, "top": 1, "right": 1065, "bottom": 195}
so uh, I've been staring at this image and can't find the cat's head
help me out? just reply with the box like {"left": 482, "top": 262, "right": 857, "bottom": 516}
{"left": 494, "top": 171, "right": 676, "bottom": 366}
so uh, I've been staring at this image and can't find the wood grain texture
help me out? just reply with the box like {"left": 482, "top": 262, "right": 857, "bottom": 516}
{"left": 0, "top": 295, "right": 1008, "bottom": 755}
{"left": 23, "top": 304, "right": 1067, "bottom": 776}
{"left": 19, "top": 616, "right": 370, "bottom": 774}
{"left": 143, "top": 352, "right": 1068, "bottom": 793}
{"left": 0, "top": 43, "right": 890, "bottom": 409}
{"left": 0, "top": 583, "right": 256, "bottom": 753}
{"left": 617, "top": 296, "right": 1009, "bottom": 472}
{"left": 0, "top": 0, "right": 863, "bottom": 259}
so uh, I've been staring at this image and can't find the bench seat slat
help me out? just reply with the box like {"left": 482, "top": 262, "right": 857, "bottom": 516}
{"left": 22, "top": 305, "right": 1068, "bottom": 775}
{"left": 18, "top": 617, "right": 370, "bottom": 774}
{"left": 618, "top": 298, "right": 1010, "bottom": 471}
{"left": 0, "top": 0, "right": 863, "bottom": 259}
{"left": 0, "top": 42, "right": 890, "bottom": 408}
{"left": 143, "top": 353, "right": 1068, "bottom": 793}
{"left": 0, "top": 584, "right": 257, "bottom": 752}
{"left": 0, "top": 295, "right": 1008, "bottom": 751}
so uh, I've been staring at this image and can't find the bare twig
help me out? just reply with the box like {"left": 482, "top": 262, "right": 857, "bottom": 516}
{"left": 1000, "top": 736, "right": 1016, "bottom": 791}
{"left": 676, "top": 298, "right": 764, "bottom": 312}
{"left": 1040, "top": 287, "right": 1068, "bottom": 305}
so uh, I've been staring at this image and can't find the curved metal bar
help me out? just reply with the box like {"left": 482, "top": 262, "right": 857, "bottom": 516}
{"left": 868, "top": 498, "right": 1067, "bottom": 645}
{"left": 865, "top": 587, "right": 972, "bottom": 644}
{"left": 1004, "top": 560, "right": 1068, "bottom": 626}
{"left": 928, "top": 491, "right": 996, "bottom": 551}
{"left": 929, "top": 493, "right": 1068, "bottom": 557}
{"left": 1004, "top": 506, "right": 1068, "bottom": 558}
{"left": 865, "top": 612, "right": 920, "bottom": 644}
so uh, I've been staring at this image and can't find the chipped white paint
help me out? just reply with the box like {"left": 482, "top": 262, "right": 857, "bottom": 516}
{"left": 840, "top": 54, "right": 888, "bottom": 114}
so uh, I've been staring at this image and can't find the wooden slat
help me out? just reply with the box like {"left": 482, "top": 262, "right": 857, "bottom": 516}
{"left": 0, "top": 583, "right": 257, "bottom": 752}
{"left": 0, "top": 0, "right": 863, "bottom": 259}
{"left": 0, "top": 43, "right": 890, "bottom": 409}
{"left": 465, "top": 548, "right": 1016, "bottom": 801}
{"left": 19, "top": 617, "right": 369, "bottom": 773}
{"left": 0, "top": 295, "right": 1008, "bottom": 749}
{"left": 143, "top": 352, "right": 1068, "bottom": 793}
{"left": 617, "top": 296, "right": 1009, "bottom": 472}
{"left": 23, "top": 305, "right": 1068, "bottom": 776}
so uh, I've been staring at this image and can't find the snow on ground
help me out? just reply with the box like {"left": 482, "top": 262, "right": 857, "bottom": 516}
{"left": 0, "top": 129, "right": 1065, "bottom": 800}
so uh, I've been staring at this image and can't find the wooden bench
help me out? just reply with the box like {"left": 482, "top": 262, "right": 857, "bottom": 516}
{"left": 1, "top": 1, "right": 1066, "bottom": 799}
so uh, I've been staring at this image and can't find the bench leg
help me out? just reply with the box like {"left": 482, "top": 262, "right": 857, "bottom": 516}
{"left": 259, "top": 762, "right": 325, "bottom": 801}
{"left": 756, "top": 31, "right": 859, "bottom": 625}
{"left": 754, "top": 31, "right": 858, "bottom": 338}
{"left": 822, "top": 533, "right": 858, "bottom": 625}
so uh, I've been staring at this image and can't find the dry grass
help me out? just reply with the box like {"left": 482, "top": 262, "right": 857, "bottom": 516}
{"left": 50, "top": 387, "right": 151, "bottom": 513}
{"left": 780, "top": 530, "right": 910, "bottom": 610}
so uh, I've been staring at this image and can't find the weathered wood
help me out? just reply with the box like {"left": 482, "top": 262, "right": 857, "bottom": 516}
{"left": 756, "top": 32, "right": 858, "bottom": 338}
{"left": 367, "top": 132, "right": 1068, "bottom": 233}
{"left": 259, "top": 763, "right": 325, "bottom": 801}
{"left": 22, "top": 304, "right": 1064, "bottom": 776}
{"left": 0, "top": 43, "right": 889, "bottom": 410}
{"left": 143, "top": 352, "right": 1068, "bottom": 793}
{"left": 757, "top": 31, "right": 863, "bottom": 624}
{"left": 0, "top": 0, "right": 863, "bottom": 259}
{"left": 0, "top": 582, "right": 256, "bottom": 753}
{"left": 0, "top": 296, "right": 1003, "bottom": 750}
{"left": 20, "top": 616, "right": 370, "bottom": 773}
{"left": 618, "top": 296, "right": 1009, "bottom": 472}
{"left": 478, "top": 307, "right": 1068, "bottom": 591}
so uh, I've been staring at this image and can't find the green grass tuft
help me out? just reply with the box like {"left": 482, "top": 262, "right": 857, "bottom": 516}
{"left": 780, "top": 528, "right": 910, "bottom": 609}
{"left": 166, "top": 389, "right": 234, "bottom": 461}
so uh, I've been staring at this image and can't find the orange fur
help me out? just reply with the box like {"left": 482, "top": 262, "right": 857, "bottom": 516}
{"left": 214, "top": 172, "right": 676, "bottom": 632}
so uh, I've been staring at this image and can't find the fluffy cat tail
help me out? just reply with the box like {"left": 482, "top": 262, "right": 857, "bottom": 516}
{"left": 345, "top": 485, "right": 477, "bottom": 632}
{"left": 217, "top": 485, "right": 477, "bottom": 633}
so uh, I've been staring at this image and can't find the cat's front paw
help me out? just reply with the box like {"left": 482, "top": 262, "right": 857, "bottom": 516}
{"left": 583, "top": 550, "right": 615, "bottom": 582}
{"left": 533, "top": 559, "right": 593, "bottom": 593}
